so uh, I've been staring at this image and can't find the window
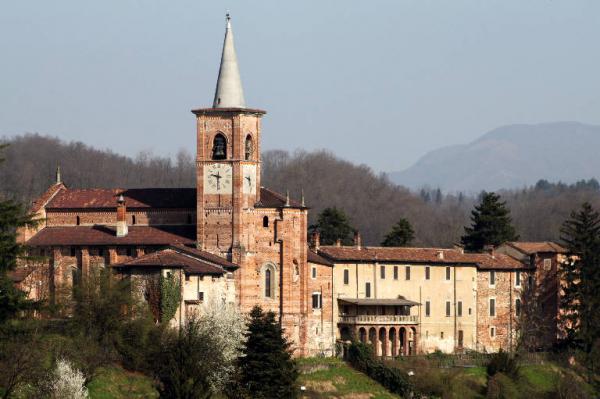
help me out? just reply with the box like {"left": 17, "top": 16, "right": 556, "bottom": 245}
{"left": 490, "top": 298, "right": 496, "bottom": 317}
{"left": 441, "top": 331, "right": 444, "bottom": 339}
{"left": 515, "top": 271, "right": 521, "bottom": 287}
{"left": 425, "top": 266, "right": 430, "bottom": 280}
{"left": 393, "top": 266, "right": 398, "bottom": 280}
{"left": 70, "top": 247, "right": 76, "bottom": 257}
{"left": 263, "top": 216, "right": 269, "bottom": 228}
{"left": 312, "top": 293, "right": 322, "bottom": 309}
{"left": 265, "top": 267, "right": 273, "bottom": 298}
{"left": 132, "top": 215, "right": 136, "bottom": 225}
{"left": 365, "top": 282, "right": 371, "bottom": 298}
{"left": 528, "top": 275, "right": 534, "bottom": 287}
{"left": 311, "top": 266, "right": 317, "bottom": 279}
{"left": 425, "top": 301, "right": 431, "bottom": 317}
{"left": 76, "top": 216, "right": 80, "bottom": 226}
{"left": 198, "top": 291, "right": 204, "bottom": 302}
{"left": 212, "top": 133, "right": 227, "bottom": 160}
{"left": 490, "top": 327, "right": 495, "bottom": 338}
{"left": 244, "top": 134, "right": 253, "bottom": 160}
{"left": 468, "top": 307, "right": 472, "bottom": 315}
{"left": 515, "top": 298, "right": 521, "bottom": 316}
{"left": 380, "top": 265, "right": 385, "bottom": 279}
{"left": 457, "top": 301, "right": 463, "bottom": 317}
{"left": 343, "top": 269, "right": 349, "bottom": 285}
{"left": 405, "top": 266, "right": 411, "bottom": 280}
{"left": 543, "top": 258, "right": 552, "bottom": 271}
{"left": 446, "top": 267, "right": 451, "bottom": 280}
{"left": 458, "top": 330, "right": 464, "bottom": 347}
{"left": 126, "top": 247, "right": 133, "bottom": 257}
{"left": 185, "top": 274, "right": 190, "bottom": 282}
{"left": 446, "top": 301, "right": 451, "bottom": 317}
{"left": 490, "top": 271, "right": 496, "bottom": 286}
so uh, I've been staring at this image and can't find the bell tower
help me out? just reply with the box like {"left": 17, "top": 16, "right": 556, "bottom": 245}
{"left": 193, "top": 14, "right": 265, "bottom": 256}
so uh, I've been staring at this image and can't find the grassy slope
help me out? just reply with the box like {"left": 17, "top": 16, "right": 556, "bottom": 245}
{"left": 87, "top": 367, "right": 158, "bottom": 399}
{"left": 298, "top": 358, "right": 400, "bottom": 399}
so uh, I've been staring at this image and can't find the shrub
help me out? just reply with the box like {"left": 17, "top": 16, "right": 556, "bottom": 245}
{"left": 48, "top": 359, "right": 88, "bottom": 399}
{"left": 487, "top": 350, "right": 519, "bottom": 377}
{"left": 486, "top": 373, "right": 519, "bottom": 399}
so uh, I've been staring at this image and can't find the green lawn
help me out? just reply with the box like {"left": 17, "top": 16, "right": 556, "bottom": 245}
{"left": 298, "top": 357, "right": 400, "bottom": 399}
{"left": 87, "top": 366, "right": 158, "bottom": 399}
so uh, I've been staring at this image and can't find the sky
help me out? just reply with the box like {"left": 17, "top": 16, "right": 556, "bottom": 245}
{"left": 1, "top": 1, "right": 599, "bottom": 172}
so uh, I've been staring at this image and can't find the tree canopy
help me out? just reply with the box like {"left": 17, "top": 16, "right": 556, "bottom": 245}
{"left": 461, "top": 192, "right": 518, "bottom": 252}
{"left": 310, "top": 207, "right": 355, "bottom": 246}
{"left": 381, "top": 218, "right": 415, "bottom": 247}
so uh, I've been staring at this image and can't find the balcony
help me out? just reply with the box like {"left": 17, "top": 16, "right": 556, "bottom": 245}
{"left": 339, "top": 314, "right": 418, "bottom": 325}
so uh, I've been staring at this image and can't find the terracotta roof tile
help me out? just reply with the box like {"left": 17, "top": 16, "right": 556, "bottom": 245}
{"left": 26, "top": 225, "right": 195, "bottom": 246}
{"left": 8, "top": 268, "right": 34, "bottom": 283}
{"left": 112, "top": 248, "right": 228, "bottom": 275}
{"left": 170, "top": 243, "right": 238, "bottom": 270}
{"left": 46, "top": 188, "right": 196, "bottom": 209}
{"left": 307, "top": 248, "right": 333, "bottom": 266}
{"left": 507, "top": 241, "right": 567, "bottom": 255}
{"left": 31, "top": 183, "right": 66, "bottom": 212}
{"left": 256, "top": 187, "right": 304, "bottom": 208}
{"left": 318, "top": 246, "right": 528, "bottom": 270}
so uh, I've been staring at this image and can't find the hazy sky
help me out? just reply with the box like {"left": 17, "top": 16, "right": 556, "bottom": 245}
{"left": 1, "top": 1, "right": 599, "bottom": 172}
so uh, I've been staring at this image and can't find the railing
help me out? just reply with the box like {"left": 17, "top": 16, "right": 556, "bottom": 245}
{"left": 339, "top": 315, "right": 418, "bottom": 324}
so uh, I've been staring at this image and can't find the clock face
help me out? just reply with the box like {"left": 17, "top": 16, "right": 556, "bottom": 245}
{"left": 204, "top": 163, "right": 232, "bottom": 194}
{"left": 242, "top": 164, "right": 257, "bottom": 194}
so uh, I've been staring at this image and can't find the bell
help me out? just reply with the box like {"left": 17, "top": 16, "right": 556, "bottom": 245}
{"left": 214, "top": 146, "right": 225, "bottom": 158}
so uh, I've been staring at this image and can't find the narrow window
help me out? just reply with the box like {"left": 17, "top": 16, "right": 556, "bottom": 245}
{"left": 425, "top": 301, "right": 431, "bottom": 317}
{"left": 70, "top": 247, "right": 76, "bottom": 257}
{"left": 365, "top": 282, "right": 371, "bottom": 298}
{"left": 490, "top": 271, "right": 496, "bottom": 286}
{"left": 468, "top": 307, "right": 472, "bottom": 315}
{"left": 490, "top": 327, "right": 495, "bottom": 337}
{"left": 311, "top": 266, "right": 317, "bottom": 279}
{"left": 132, "top": 215, "right": 136, "bottom": 225}
{"left": 76, "top": 215, "right": 80, "bottom": 226}
{"left": 446, "top": 301, "right": 451, "bottom": 317}
{"left": 425, "top": 266, "right": 430, "bottom": 280}
{"left": 212, "top": 133, "right": 227, "bottom": 160}
{"left": 446, "top": 267, "right": 451, "bottom": 280}
{"left": 516, "top": 298, "right": 521, "bottom": 316}
{"left": 263, "top": 216, "right": 269, "bottom": 228}
{"left": 343, "top": 269, "right": 349, "bottom": 285}
{"left": 528, "top": 275, "right": 534, "bottom": 288}
{"left": 198, "top": 291, "right": 204, "bottom": 302}
{"left": 244, "top": 134, "right": 253, "bottom": 160}
{"left": 393, "top": 265, "right": 398, "bottom": 280}
{"left": 457, "top": 301, "right": 463, "bottom": 317}
{"left": 515, "top": 271, "right": 521, "bottom": 287}
{"left": 543, "top": 258, "right": 552, "bottom": 271}
{"left": 441, "top": 331, "right": 444, "bottom": 339}
{"left": 265, "top": 269, "right": 272, "bottom": 298}
{"left": 185, "top": 274, "right": 190, "bottom": 282}
{"left": 458, "top": 330, "right": 464, "bottom": 347}
{"left": 312, "top": 293, "right": 322, "bottom": 309}
{"left": 380, "top": 265, "right": 385, "bottom": 279}
{"left": 490, "top": 298, "right": 496, "bottom": 317}
{"left": 405, "top": 266, "right": 411, "bottom": 280}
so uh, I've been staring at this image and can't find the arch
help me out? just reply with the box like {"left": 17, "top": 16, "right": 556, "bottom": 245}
{"left": 399, "top": 327, "right": 407, "bottom": 356}
{"left": 212, "top": 133, "right": 227, "bottom": 160}
{"left": 368, "top": 327, "right": 377, "bottom": 348}
{"left": 389, "top": 327, "right": 397, "bottom": 357}
{"left": 263, "top": 216, "right": 269, "bottom": 228}
{"left": 379, "top": 327, "right": 387, "bottom": 357}
{"left": 359, "top": 327, "right": 367, "bottom": 343}
{"left": 261, "top": 263, "right": 277, "bottom": 299}
{"left": 410, "top": 327, "right": 417, "bottom": 355}
{"left": 340, "top": 326, "right": 352, "bottom": 342}
{"left": 244, "top": 134, "right": 254, "bottom": 160}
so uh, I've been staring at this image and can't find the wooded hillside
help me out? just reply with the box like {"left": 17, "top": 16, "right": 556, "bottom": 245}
{"left": 2, "top": 134, "right": 600, "bottom": 246}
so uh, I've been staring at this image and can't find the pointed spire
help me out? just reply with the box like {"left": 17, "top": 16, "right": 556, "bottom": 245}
{"left": 213, "top": 13, "right": 246, "bottom": 108}
{"left": 56, "top": 165, "right": 61, "bottom": 184}
{"left": 285, "top": 190, "right": 290, "bottom": 207}
{"left": 301, "top": 189, "right": 305, "bottom": 207}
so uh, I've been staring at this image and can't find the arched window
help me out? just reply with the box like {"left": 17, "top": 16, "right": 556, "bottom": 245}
{"left": 515, "top": 298, "right": 521, "bottom": 316}
{"left": 245, "top": 135, "right": 253, "bottom": 160}
{"left": 132, "top": 215, "right": 136, "bottom": 225}
{"left": 263, "top": 216, "right": 269, "bottom": 228}
{"left": 212, "top": 133, "right": 227, "bottom": 160}
{"left": 263, "top": 263, "right": 276, "bottom": 298}
{"left": 76, "top": 216, "right": 80, "bottom": 226}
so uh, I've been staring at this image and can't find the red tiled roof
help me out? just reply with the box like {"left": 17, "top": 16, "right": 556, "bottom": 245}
{"left": 318, "top": 246, "right": 528, "bottom": 270}
{"left": 8, "top": 268, "right": 34, "bottom": 283}
{"left": 112, "top": 248, "right": 228, "bottom": 275}
{"left": 170, "top": 243, "right": 238, "bottom": 270}
{"left": 26, "top": 225, "right": 195, "bottom": 246}
{"left": 256, "top": 187, "right": 304, "bottom": 208}
{"left": 46, "top": 188, "right": 196, "bottom": 209}
{"left": 308, "top": 248, "right": 333, "bottom": 266}
{"left": 31, "top": 183, "right": 66, "bottom": 212}
{"left": 43, "top": 187, "right": 298, "bottom": 210}
{"left": 506, "top": 241, "right": 567, "bottom": 255}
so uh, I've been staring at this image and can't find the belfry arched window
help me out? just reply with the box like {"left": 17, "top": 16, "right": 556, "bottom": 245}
{"left": 262, "top": 263, "right": 276, "bottom": 298}
{"left": 212, "top": 134, "right": 227, "bottom": 160}
{"left": 245, "top": 134, "right": 253, "bottom": 160}
{"left": 265, "top": 268, "right": 272, "bottom": 298}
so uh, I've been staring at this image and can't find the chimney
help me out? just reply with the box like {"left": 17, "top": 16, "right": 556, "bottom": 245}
{"left": 437, "top": 250, "right": 444, "bottom": 260}
{"left": 116, "top": 195, "right": 128, "bottom": 237}
{"left": 484, "top": 244, "right": 495, "bottom": 258}
{"left": 335, "top": 238, "right": 342, "bottom": 247}
{"left": 310, "top": 230, "right": 320, "bottom": 250}
{"left": 453, "top": 243, "right": 464, "bottom": 254}
{"left": 353, "top": 230, "right": 362, "bottom": 249}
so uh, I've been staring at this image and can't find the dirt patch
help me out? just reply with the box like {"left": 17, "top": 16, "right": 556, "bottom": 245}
{"left": 339, "top": 394, "right": 372, "bottom": 399}
{"left": 333, "top": 375, "right": 346, "bottom": 385}
{"left": 304, "top": 380, "right": 337, "bottom": 393}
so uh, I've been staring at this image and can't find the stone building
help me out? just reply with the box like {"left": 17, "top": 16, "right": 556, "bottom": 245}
{"left": 17, "top": 15, "right": 335, "bottom": 357}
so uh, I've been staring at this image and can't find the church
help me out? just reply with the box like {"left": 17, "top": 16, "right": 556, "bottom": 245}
{"left": 16, "top": 15, "right": 565, "bottom": 357}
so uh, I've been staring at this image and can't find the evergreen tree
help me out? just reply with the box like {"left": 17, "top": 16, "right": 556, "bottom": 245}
{"left": 461, "top": 192, "right": 518, "bottom": 252}
{"left": 237, "top": 306, "right": 298, "bottom": 399}
{"left": 560, "top": 202, "right": 600, "bottom": 357}
{"left": 381, "top": 218, "right": 415, "bottom": 247}
{"left": 310, "top": 207, "right": 354, "bottom": 245}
